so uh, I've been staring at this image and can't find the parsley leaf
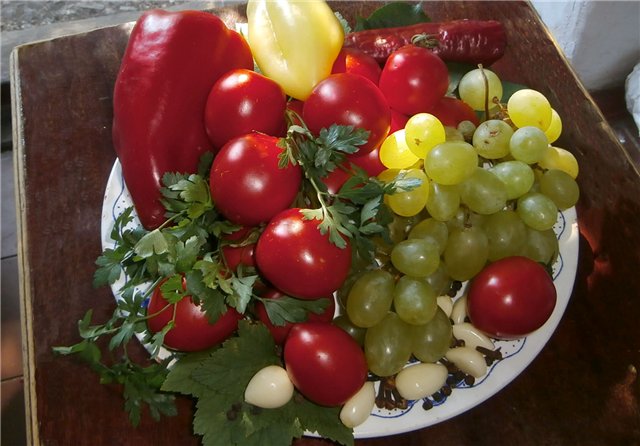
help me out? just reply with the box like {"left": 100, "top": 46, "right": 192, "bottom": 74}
{"left": 259, "top": 295, "right": 330, "bottom": 326}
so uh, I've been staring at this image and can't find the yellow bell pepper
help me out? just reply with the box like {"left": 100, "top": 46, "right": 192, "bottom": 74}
{"left": 246, "top": 0, "right": 344, "bottom": 101}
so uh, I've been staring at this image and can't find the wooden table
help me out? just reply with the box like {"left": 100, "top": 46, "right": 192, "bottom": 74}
{"left": 11, "top": 2, "right": 640, "bottom": 445}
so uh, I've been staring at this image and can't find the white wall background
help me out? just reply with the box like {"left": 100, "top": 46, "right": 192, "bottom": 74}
{"left": 531, "top": 0, "right": 640, "bottom": 91}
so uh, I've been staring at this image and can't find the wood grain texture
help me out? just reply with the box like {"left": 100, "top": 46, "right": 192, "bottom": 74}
{"left": 10, "top": 2, "right": 639, "bottom": 445}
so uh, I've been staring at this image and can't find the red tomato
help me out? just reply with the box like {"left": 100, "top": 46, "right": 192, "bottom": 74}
{"left": 286, "top": 99, "right": 305, "bottom": 126}
{"left": 331, "top": 47, "right": 382, "bottom": 85}
{"left": 379, "top": 45, "right": 449, "bottom": 116}
{"left": 147, "top": 278, "right": 242, "bottom": 352}
{"left": 255, "top": 288, "right": 336, "bottom": 344}
{"left": 284, "top": 322, "right": 368, "bottom": 406}
{"left": 255, "top": 208, "right": 352, "bottom": 300}
{"left": 303, "top": 73, "right": 391, "bottom": 154}
{"left": 210, "top": 133, "right": 302, "bottom": 226}
{"left": 389, "top": 109, "right": 410, "bottom": 133}
{"left": 221, "top": 242, "right": 255, "bottom": 272}
{"left": 348, "top": 145, "right": 386, "bottom": 177}
{"left": 204, "top": 69, "right": 287, "bottom": 149}
{"left": 429, "top": 96, "right": 480, "bottom": 127}
{"left": 320, "top": 165, "right": 352, "bottom": 195}
{"left": 467, "top": 256, "right": 557, "bottom": 339}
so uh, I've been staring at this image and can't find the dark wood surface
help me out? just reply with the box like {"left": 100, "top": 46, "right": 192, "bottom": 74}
{"left": 11, "top": 2, "right": 639, "bottom": 445}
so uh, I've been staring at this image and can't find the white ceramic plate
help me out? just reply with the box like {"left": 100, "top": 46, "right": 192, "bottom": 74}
{"left": 101, "top": 159, "right": 579, "bottom": 438}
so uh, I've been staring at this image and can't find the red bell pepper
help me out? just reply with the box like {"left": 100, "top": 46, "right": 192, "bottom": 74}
{"left": 112, "top": 9, "right": 253, "bottom": 229}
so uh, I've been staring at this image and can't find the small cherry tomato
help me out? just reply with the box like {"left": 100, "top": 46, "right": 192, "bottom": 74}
{"left": 429, "top": 96, "right": 480, "bottom": 127}
{"left": 210, "top": 133, "right": 302, "bottom": 226}
{"left": 147, "top": 277, "right": 242, "bottom": 352}
{"left": 348, "top": 145, "right": 386, "bottom": 177}
{"left": 379, "top": 45, "right": 449, "bottom": 116}
{"left": 466, "top": 256, "right": 557, "bottom": 339}
{"left": 284, "top": 322, "right": 368, "bottom": 406}
{"left": 255, "top": 288, "right": 336, "bottom": 344}
{"left": 303, "top": 73, "right": 391, "bottom": 154}
{"left": 255, "top": 208, "right": 352, "bottom": 299}
{"left": 204, "top": 69, "right": 287, "bottom": 149}
{"left": 331, "top": 47, "right": 382, "bottom": 85}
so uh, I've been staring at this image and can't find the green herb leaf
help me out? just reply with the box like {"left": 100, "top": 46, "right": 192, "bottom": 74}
{"left": 134, "top": 229, "right": 170, "bottom": 258}
{"left": 354, "top": 1, "right": 430, "bottom": 31}
{"left": 260, "top": 296, "right": 330, "bottom": 326}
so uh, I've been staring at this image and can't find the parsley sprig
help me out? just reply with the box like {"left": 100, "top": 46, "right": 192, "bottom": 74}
{"left": 279, "top": 117, "right": 422, "bottom": 257}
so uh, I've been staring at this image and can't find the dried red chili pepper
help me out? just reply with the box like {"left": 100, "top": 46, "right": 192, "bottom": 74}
{"left": 112, "top": 10, "right": 253, "bottom": 229}
{"left": 343, "top": 19, "right": 507, "bottom": 66}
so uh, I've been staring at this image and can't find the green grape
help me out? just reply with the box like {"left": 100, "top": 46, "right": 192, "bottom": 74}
{"left": 509, "top": 126, "right": 549, "bottom": 164}
{"left": 507, "top": 88, "right": 552, "bottom": 129}
{"left": 393, "top": 276, "right": 437, "bottom": 325}
{"left": 490, "top": 160, "right": 535, "bottom": 199}
{"left": 538, "top": 146, "right": 579, "bottom": 179}
{"left": 424, "top": 141, "right": 478, "bottom": 185}
{"left": 421, "top": 263, "right": 452, "bottom": 296}
{"left": 405, "top": 113, "right": 446, "bottom": 158}
{"left": 336, "top": 270, "right": 366, "bottom": 310}
{"left": 459, "top": 167, "right": 508, "bottom": 215}
{"left": 387, "top": 168, "right": 430, "bottom": 217}
{"left": 539, "top": 169, "right": 580, "bottom": 210}
{"left": 457, "top": 120, "right": 477, "bottom": 141}
{"left": 517, "top": 192, "right": 558, "bottom": 231}
{"left": 426, "top": 181, "right": 460, "bottom": 222}
{"left": 472, "top": 119, "right": 514, "bottom": 159}
{"left": 443, "top": 226, "right": 489, "bottom": 281}
{"left": 333, "top": 314, "right": 367, "bottom": 347}
{"left": 544, "top": 109, "right": 562, "bottom": 143}
{"left": 523, "top": 227, "right": 559, "bottom": 264}
{"left": 411, "top": 308, "right": 452, "bottom": 363}
{"left": 483, "top": 210, "right": 528, "bottom": 261}
{"left": 365, "top": 312, "right": 413, "bottom": 377}
{"left": 379, "top": 129, "right": 420, "bottom": 169}
{"left": 445, "top": 126, "right": 465, "bottom": 142}
{"left": 407, "top": 218, "right": 448, "bottom": 254}
{"left": 391, "top": 238, "right": 440, "bottom": 278}
{"left": 458, "top": 67, "right": 503, "bottom": 111}
{"left": 446, "top": 208, "right": 485, "bottom": 232}
{"left": 346, "top": 270, "right": 395, "bottom": 328}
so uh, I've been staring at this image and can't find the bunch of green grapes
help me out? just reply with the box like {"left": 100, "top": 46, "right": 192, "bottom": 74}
{"left": 339, "top": 68, "right": 580, "bottom": 377}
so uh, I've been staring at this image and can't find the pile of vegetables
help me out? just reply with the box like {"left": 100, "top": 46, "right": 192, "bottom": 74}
{"left": 54, "top": 2, "right": 581, "bottom": 445}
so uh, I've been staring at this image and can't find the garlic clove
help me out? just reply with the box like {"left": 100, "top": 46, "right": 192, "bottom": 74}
{"left": 340, "top": 381, "right": 375, "bottom": 428}
{"left": 395, "top": 362, "right": 448, "bottom": 401}
{"left": 445, "top": 346, "right": 487, "bottom": 378}
{"left": 244, "top": 365, "right": 294, "bottom": 409}
{"left": 452, "top": 322, "right": 495, "bottom": 351}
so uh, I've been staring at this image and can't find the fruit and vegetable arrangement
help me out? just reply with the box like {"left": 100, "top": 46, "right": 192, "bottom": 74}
{"left": 54, "top": 2, "right": 581, "bottom": 445}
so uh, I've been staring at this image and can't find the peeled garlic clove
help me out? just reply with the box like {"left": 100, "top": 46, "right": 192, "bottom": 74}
{"left": 445, "top": 346, "right": 487, "bottom": 378}
{"left": 437, "top": 295, "right": 453, "bottom": 318}
{"left": 450, "top": 295, "right": 468, "bottom": 325}
{"left": 340, "top": 381, "right": 375, "bottom": 428}
{"left": 395, "top": 362, "right": 448, "bottom": 401}
{"left": 452, "top": 322, "right": 495, "bottom": 351}
{"left": 244, "top": 365, "right": 294, "bottom": 409}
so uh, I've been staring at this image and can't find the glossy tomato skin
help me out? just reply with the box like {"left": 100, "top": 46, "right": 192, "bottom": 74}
{"left": 255, "top": 208, "right": 352, "bottom": 300}
{"left": 284, "top": 322, "right": 368, "bottom": 406}
{"left": 331, "top": 47, "right": 382, "bottom": 85}
{"left": 348, "top": 145, "right": 386, "bottom": 177}
{"left": 147, "top": 279, "right": 242, "bottom": 352}
{"left": 303, "top": 73, "right": 391, "bottom": 154}
{"left": 379, "top": 45, "right": 449, "bottom": 116}
{"left": 467, "top": 256, "right": 557, "bottom": 339}
{"left": 429, "top": 96, "right": 480, "bottom": 127}
{"left": 210, "top": 133, "right": 302, "bottom": 226}
{"left": 204, "top": 69, "right": 287, "bottom": 149}
{"left": 255, "top": 288, "right": 336, "bottom": 344}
